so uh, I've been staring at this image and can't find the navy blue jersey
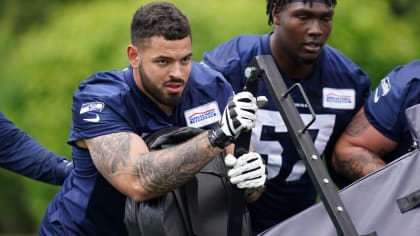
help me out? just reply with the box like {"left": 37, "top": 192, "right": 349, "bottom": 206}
{"left": 202, "top": 33, "right": 371, "bottom": 233}
{"left": 365, "top": 60, "right": 420, "bottom": 162}
{"left": 0, "top": 112, "right": 70, "bottom": 185}
{"left": 39, "top": 62, "right": 234, "bottom": 236}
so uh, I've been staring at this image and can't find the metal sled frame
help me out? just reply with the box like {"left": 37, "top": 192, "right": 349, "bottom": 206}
{"left": 246, "top": 55, "right": 360, "bottom": 236}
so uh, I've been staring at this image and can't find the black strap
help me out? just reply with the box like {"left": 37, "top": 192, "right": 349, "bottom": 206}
{"left": 183, "top": 177, "right": 200, "bottom": 236}
{"left": 174, "top": 185, "right": 194, "bottom": 236}
{"left": 227, "top": 149, "right": 246, "bottom": 236}
{"left": 397, "top": 189, "right": 420, "bottom": 213}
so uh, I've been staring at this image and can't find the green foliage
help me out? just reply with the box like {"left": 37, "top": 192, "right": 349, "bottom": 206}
{"left": 330, "top": 1, "right": 419, "bottom": 87}
{"left": 0, "top": 0, "right": 418, "bottom": 233}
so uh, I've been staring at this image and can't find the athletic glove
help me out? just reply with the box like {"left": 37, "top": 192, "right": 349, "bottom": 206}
{"left": 220, "top": 91, "right": 258, "bottom": 138}
{"left": 225, "top": 152, "right": 267, "bottom": 189}
{"left": 208, "top": 91, "right": 266, "bottom": 149}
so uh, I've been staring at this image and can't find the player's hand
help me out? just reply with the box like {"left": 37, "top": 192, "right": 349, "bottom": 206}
{"left": 226, "top": 152, "right": 266, "bottom": 189}
{"left": 208, "top": 92, "right": 266, "bottom": 149}
{"left": 220, "top": 91, "right": 259, "bottom": 139}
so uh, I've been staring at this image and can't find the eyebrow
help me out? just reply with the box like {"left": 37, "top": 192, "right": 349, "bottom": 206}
{"left": 153, "top": 53, "right": 193, "bottom": 61}
{"left": 292, "top": 7, "right": 334, "bottom": 16}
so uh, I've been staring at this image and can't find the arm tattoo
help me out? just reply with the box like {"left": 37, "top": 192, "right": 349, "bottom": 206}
{"left": 88, "top": 133, "right": 134, "bottom": 176}
{"left": 137, "top": 132, "right": 218, "bottom": 195}
{"left": 344, "top": 111, "right": 369, "bottom": 137}
{"left": 335, "top": 148, "right": 385, "bottom": 181}
{"left": 88, "top": 131, "right": 220, "bottom": 196}
{"left": 338, "top": 111, "right": 388, "bottom": 180}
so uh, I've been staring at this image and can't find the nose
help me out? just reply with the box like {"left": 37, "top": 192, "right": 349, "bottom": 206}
{"left": 308, "top": 19, "right": 323, "bottom": 37}
{"left": 169, "top": 62, "right": 187, "bottom": 78}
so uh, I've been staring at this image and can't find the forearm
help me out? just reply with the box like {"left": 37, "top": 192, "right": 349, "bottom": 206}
{"left": 333, "top": 147, "right": 386, "bottom": 181}
{"left": 88, "top": 131, "right": 222, "bottom": 201}
{"left": 0, "top": 127, "right": 70, "bottom": 185}
{"left": 136, "top": 131, "right": 221, "bottom": 199}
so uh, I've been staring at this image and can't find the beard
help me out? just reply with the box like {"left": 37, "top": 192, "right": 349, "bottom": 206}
{"left": 138, "top": 65, "right": 184, "bottom": 108}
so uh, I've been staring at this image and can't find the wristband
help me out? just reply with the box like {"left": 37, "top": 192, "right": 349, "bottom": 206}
{"left": 208, "top": 127, "right": 234, "bottom": 149}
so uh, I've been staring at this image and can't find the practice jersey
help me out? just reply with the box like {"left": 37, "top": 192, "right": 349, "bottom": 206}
{"left": 39, "top": 62, "right": 234, "bottom": 236}
{"left": 0, "top": 111, "right": 70, "bottom": 185}
{"left": 365, "top": 59, "right": 420, "bottom": 162}
{"left": 202, "top": 33, "right": 371, "bottom": 233}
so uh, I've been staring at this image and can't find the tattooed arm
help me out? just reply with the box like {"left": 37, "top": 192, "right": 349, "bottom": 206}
{"left": 332, "top": 107, "right": 397, "bottom": 181}
{"left": 80, "top": 131, "right": 221, "bottom": 202}
{"left": 74, "top": 91, "right": 260, "bottom": 201}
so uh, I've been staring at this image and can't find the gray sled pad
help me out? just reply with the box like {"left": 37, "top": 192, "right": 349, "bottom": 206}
{"left": 259, "top": 104, "right": 420, "bottom": 236}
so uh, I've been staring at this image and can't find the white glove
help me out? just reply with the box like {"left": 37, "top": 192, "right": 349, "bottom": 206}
{"left": 208, "top": 92, "right": 266, "bottom": 149}
{"left": 220, "top": 91, "right": 259, "bottom": 139}
{"left": 226, "top": 152, "right": 267, "bottom": 189}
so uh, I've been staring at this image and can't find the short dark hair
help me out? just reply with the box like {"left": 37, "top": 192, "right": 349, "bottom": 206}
{"left": 266, "top": 0, "right": 337, "bottom": 25}
{"left": 130, "top": 2, "right": 191, "bottom": 46}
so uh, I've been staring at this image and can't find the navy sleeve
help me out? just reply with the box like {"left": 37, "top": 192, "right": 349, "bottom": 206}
{"left": 0, "top": 112, "right": 72, "bottom": 185}
{"left": 365, "top": 61, "right": 420, "bottom": 141}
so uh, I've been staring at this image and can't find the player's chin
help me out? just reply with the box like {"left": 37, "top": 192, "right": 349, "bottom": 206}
{"left": 163, "top": 93, "right": 183, "bottom": 107}
{"left": 300, "top": 53, "right": 320, "bottom": 64}
{"left": 299, "top": 45, "right": 323, "bottom": 60}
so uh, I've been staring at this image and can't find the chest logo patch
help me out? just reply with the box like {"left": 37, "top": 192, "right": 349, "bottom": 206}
{"left": 322, "top": 88, "right": 356, "bottom": 110}
{"left": 184, "top": 101, "right": 221, "bottom": 128}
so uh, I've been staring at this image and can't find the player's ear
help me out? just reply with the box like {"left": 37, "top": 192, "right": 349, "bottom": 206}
{"left": 272, "top": 7, "right": 281, "bottom": 25}
{"left": 127, "top": 45, "right": 140, "bottom": 68}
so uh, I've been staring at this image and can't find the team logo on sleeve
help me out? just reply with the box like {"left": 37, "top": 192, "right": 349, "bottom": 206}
{"left": 80, "top": 102, "right": 105, "bottom": 123}
{"left": 374, "top": 76, "right": 391, "bottom": 103}
{"left": 322, "top": 88, "right": 355, "bottom": 110}
{"left": 80, "top": 102, "right": 105, "bottom": 114}
{"left": 184, "top": 101, "right": 221, "bottom": 128}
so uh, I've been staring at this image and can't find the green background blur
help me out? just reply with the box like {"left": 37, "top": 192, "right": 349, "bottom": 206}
{"left": 0, "top": 0, "right": 419, "bottom": 234}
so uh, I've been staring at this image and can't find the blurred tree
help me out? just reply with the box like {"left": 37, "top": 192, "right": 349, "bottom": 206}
{"left": 389, "top": 0, "right": 419, "bottom": 16}
{"left": 0, "top": 172, "right": 35, "bottom": 232}
{"left": 0, "top": 0, "right": 93, "bottom": 36}
{"left": 330, "top": 1, "right": 419, "bottom": 86}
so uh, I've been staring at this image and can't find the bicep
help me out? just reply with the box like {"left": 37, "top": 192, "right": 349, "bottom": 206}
{"left": 85, "top": 132, "right": 149, "bottom": 197}
{"left": 336, "top": 108, "right": 397, "bottom": 157}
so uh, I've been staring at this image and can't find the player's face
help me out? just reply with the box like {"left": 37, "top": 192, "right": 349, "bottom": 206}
{"left": 135, "top": 36, "right": 192, "bottom": 114}
{"left": 272, "top": 2, "right": 334, "bottom": 64}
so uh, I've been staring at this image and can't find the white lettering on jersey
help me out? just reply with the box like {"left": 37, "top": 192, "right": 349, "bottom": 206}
{"left": 322, "top": 88, "right": 355, "bottom": 110}
{"left": 184, "top": 101, "right": 221, "bottom": 128}
{"left": 251, "top": 109, "right": 335, "bottom": 182}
